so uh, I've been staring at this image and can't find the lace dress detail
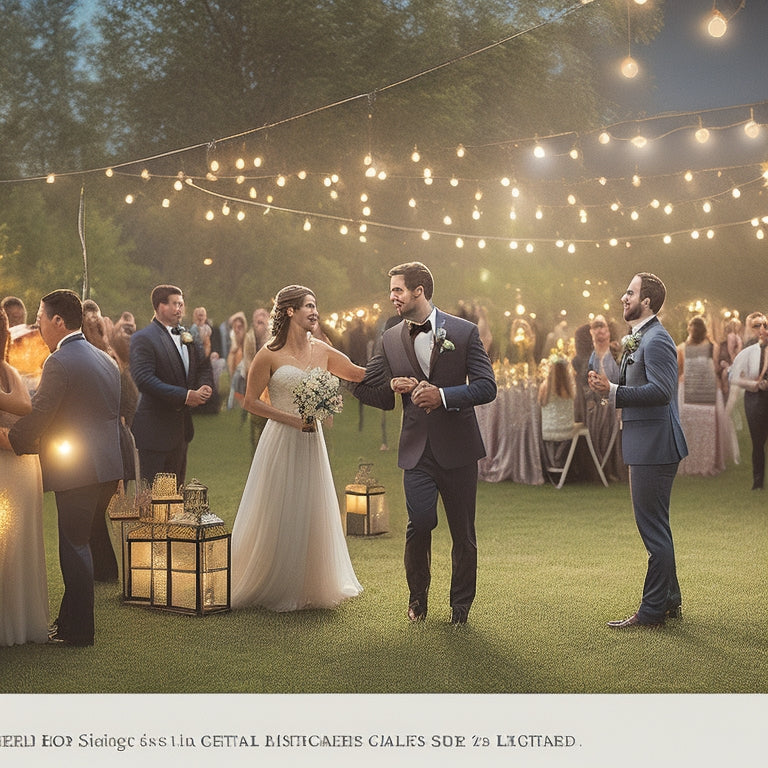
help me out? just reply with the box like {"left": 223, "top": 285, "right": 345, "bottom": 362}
{"left": 230, "top": 366, "right": 362, "bottom": 611}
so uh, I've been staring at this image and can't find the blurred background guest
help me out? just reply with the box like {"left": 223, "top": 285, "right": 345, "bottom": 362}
{"left": 676, "top": 316, "right": 726, "bottom": 476}
{"left": 539, "top": 356, "right": 576, "bottom": 471}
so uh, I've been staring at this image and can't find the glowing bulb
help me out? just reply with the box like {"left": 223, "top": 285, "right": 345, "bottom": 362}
{"left": 203, "top": 257, "right": 213, "bottom": 266}
{"left": 509, "top": 241, "right": 518, "bottom": 250}
{"left": 276, "top": 175, "right": 286, "bottom": 186}
{"left": 421, "top": 231, "right": 430, "bottom": 241}
{"left": 745, "top": 120, "right": 760, "bottom": 139}
{"left": 408, "top": 198, "right": 416, "bottom": 208}
{"left": 46, "top": 174, "right": 55, "bottom": 184}
{"left": 525, "top": 243, "right": 534, "bottom": 253}
{"left": 377, "top": 171, "right": 387, "bottom": 180}
{"left": 501, "top": 177, "right": 510, "bottom": 187}
{"left": 535, "top": 207, "right": 543, "bottom": 220}
{"left": 253, "top": 156, "right": 262, "bottom": 167}
{"left": 691, "top": 230, "right": 700, "bottom": 239}
{"left": 706, "top": 229, "right": 714, "bottom": 239}
{"left": 631, "top": 134, "right": 647, "bottom": 148}
{"left": 209, "top": 160, "right": 219, "bottom": 173}
{"left": 609, "top": 238, "right": 618, "bottom": 247}
{"left": 478, "top": 239, "right": 486, "bottom": 249}
{"left": 339, "top": 224, "right": 349, "bottom": 235}
{"left": 105, "top": 168, "right": 113, "bottom": 177}
{"left": 732, "top": 187, "right": 741, "bottom": 198}
{"left": 364, "top": 154, "right": 372, "bottom": 166}
{"left": 125, "top": 194, "right": 134, "bottom": 204}
{"left": 367, "top": 166, "right": 378, "bottom": 177}
{"left": 621, "top": 56, "right": 639, "bottom": 79}
{"left": 205, "top": 210, "right": 214, "bottom": 221}
{"left": 631, "top": 210, "right": 639, "bottom": 221}
{"left": 703, "top": 201, "right": 712, "bottom": 213}
{"left": 632, "top": 174, "right": 641, "bottom": 187}
{"left": 411, "top": 147, "right": 420, "bottom": 162}
{"left": 695, "top": 127, "right": 710, "bottom": 143}
{"left": 570, "top": 148, "right": 579, "bottom": 160}
{"left": 237, "top": 211, "right": 245, "bottom": 221}
{"left": 684, "top": 170, "right": 694, "bottom": 182}
{"left": 221, "top": 202, "right": 230, "bottom": 216}
{"left": 567, "top": 194, "right": 576, "bottom": 205}
{"left": 663, "top": 235, "right": 672, "bottom": 244}
{"left": 707, "top": 9, "right": 727, "bottom": 38}
{"left": 443, "top": 215, "right": 452, "bottom": 226}
{"left": 533, "top": 143, "right": 545, "bottom": 159}
{"left": 236, "top": 157, "right": 245, "bottom": 170}
{"left": 303, "top": 219, "right": 311, "bottom": 231}
{"left": 456, "top": 238, "right": 464, "bottom": 248}
{"left": 456, "top": 144, "right": 465, "bottom": 158}
{"left": 598, "top": 132, "right": 611, "bottom": 145}
{"left": 664, "top": 204, "right": 673, "bottom": 215}
{"left": 450, "top": 177, "right": 459, "bottom": 187}
{"left": 162, "top": 198, "right": 170, "bottom": 208}
{"left": 567, "top": 243, "right": 576, "bottom": 254}
{"left": 174, "top": 180, "right": 183, "bottom": 191}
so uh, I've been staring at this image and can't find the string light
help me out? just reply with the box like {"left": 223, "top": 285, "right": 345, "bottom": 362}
{"left": 621, "top": 0, "right": 639, "bottom": 79}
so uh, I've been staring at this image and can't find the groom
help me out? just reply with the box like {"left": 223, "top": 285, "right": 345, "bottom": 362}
{"left": 353, "top": 262, "right": 496, "bottom": 624}
{"left": 589, "top": 272, "right": 688, "bottom": 629}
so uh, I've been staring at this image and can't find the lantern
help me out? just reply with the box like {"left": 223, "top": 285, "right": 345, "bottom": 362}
{"left": 124, "top": 476, "right": 230, "bottom": 615}
{"left": 344, "top": 462, "right": 389, "bottom": 536}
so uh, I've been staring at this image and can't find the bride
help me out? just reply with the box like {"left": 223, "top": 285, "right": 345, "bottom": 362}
{"left": 230, "top": 285, "right": 365, "bottom": 611}
{"left": 0, "top": 307, "right": 50, "bottom": 645}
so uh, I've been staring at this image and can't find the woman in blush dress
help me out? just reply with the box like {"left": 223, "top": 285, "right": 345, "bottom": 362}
{"left": 0, "top": 307, "right": 49, "bottom": 645}
{"left": 586, "top": 315, "right": 626, "bottom": 482}
{"left": 230, "top": 286, "right": 365, "bottom": 612}
{"left": 677, "top": 316, "right": 726, "bottom": 476}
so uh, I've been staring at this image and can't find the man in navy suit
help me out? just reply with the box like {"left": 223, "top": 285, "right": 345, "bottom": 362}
{"left": 589, "top": 273, "right": 688, "bottom": 629}
{"left": 353, "top": 262, "right": 497, "bottom": 625}
{"left": 1, "top": 290, "right": 123, "bottom": 646}
{"left": 130, "top": 285, "right": 213, "bottom": 485}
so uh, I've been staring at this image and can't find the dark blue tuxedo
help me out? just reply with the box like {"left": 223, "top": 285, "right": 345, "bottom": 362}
{"left": 130, "top": 318, "right": 212, "bottom": 484}
{"left": 9, "top": 332, "right": 122, "bottom": 645}
{"left": 354, "top": 309, "right": 496, "bottom": 618}
{"left": 615, "top": 316, "right": 688, "bottom": 623}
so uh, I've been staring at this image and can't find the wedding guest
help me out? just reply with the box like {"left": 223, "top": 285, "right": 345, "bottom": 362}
{"left": 1, "top": 290, "right": 123, "bottom": 646}
{"left": 539, "top": 356, "right": 576, "bottom": 471}
{"left": 589, "top": 273, "right": 688, "bottom": 629}
{"left": 81, "top": 300, "right": 121, "bottom": 582}
{"left": 353, "top": 262, "right": 497, "bottom": 625}
{"left": 189, "top": 306, "right": 220, "bottom": 415}
{"left": 2, "top": 295, "right": 48, "bottom": 392}
{"left": 676, "top": 316, "right": 725, "bottom": 476}
{"left": 230, "top": 285, "right": 364, "bottom": 611}
{"left": 717, "top": 317, "right": 742, "bottom": 399}
{"left": 226, "top": 311, "right": 248, "bottom": 412}
{"left": 242, "top": 307, "right": 271, "bottom": 450}
{"left": 130, "top": 285, "right": 214, "bottom": 485}
{"left": 0, "top": 306, "right": 49, "bottom": 646}
{"left": 729, "top": 313, "right": 768, "bottom": 489}
{"left": 586, "top": 315, "right": 625, "bottom": 482}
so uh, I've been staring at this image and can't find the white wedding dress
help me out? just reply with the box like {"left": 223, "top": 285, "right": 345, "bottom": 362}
{"left": 0, "top": 410, "right": 50, "bottom": 646}
{"left": 230, "top": 365, "right": 363, "bottom": 611}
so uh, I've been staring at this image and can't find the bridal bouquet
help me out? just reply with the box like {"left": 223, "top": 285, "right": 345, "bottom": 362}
{"left": 292, "top": 367, "right": 344, "bottom": 432}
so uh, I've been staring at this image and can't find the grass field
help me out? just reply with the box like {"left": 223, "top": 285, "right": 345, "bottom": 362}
{"left": 1, "top": 393, "right": 766, "bottom": 695}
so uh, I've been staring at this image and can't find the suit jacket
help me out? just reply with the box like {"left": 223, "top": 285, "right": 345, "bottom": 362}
{"left": 130, "top": 319, "right": 213, "bottom": 452}
{"left": 616, "top": 316, "right": 688, "bottom": 465}
{"left": 8, "top": 333, "right": 123, "bottom": 492}
{"left": 354, "top": 309, "right": 497, "bottom": 470}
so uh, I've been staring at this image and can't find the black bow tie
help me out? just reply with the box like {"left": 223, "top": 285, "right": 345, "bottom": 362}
{"left": 409, "top": 319, "right": 431, "bottom": 337}
{"left": 171, "top": 326, "right": 183, "bottom": 335}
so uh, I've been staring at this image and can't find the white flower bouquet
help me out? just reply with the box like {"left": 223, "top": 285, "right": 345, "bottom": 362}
{"left": 292, "top": 367, "right": 344, "bottom": 432}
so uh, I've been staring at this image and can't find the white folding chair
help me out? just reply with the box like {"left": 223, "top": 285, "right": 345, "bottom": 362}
{"left": 543, "top": 422, "right": 609, "bottom": 489}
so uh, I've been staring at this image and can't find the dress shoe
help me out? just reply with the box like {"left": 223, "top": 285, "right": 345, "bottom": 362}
{"left": 407, "top": 600, "right": 427, "bottom": 622}
{"left": 47, "top": 631, "right": 93, "bottom": 647}
{"left": 607, "top": 612, "right": 664, "bottom": 629}
{"left": 449, "top": 606, "right": 469, "bottom": 625}
{"left": 664, "top": 605, "right": 682, "bottom": 620}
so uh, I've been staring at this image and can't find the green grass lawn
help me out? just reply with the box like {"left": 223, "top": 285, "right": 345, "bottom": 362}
{"left": 2, "top": 394, "right": 766, "bottom": 694}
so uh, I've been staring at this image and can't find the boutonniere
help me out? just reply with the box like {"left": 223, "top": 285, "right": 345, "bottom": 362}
{"left": 435, "top": 327, "right": 455, "bottom": 352}
{"left": 179, "top": 328, "right": 194, "bottom": 345}
{"left": 621, "top": 331, "right": 641, "bottom": 353}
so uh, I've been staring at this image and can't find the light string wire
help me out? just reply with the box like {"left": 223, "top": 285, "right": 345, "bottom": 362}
{"left": 0, "top": 0, "right": 595, "bottom": 184}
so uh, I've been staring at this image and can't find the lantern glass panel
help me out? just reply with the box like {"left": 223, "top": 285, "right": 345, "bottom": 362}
{"left": 131, "top": 568, "right": 151, "bottom": 599}
{"left": 131, "top": 541, "right": 151, "bottom": 569}
{"left": 170, "top": 540, "right": 197, "bottom": 571}
{"left": 171, "top": 571, "right": 197, "bottom": 610}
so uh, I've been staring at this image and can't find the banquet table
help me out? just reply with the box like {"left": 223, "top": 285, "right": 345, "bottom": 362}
{"left": 476, "top": 372, "right": 545, "bottom": 485}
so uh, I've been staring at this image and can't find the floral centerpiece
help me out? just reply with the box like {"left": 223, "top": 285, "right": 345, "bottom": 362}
{"left": 292, "top": 367, "right": 344, "bottom": 432}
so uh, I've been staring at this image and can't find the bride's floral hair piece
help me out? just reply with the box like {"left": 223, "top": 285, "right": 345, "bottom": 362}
{"left": 268, "top": 284, "right": 315, "bottom": 351}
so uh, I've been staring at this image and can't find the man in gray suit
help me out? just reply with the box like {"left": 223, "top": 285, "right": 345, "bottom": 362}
{"left": 1, "top": 290, "right": 123, "bottom": 646}
{"left": 353, "top": 262, "right": 497, "bottom": 625}
{"left": 589, "top": 272, "right": 688, "bottom": 629}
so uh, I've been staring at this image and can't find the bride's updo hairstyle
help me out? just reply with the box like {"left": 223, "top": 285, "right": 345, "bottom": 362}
{"left": 268, "top": 285, "right": 315, "bottom": 351}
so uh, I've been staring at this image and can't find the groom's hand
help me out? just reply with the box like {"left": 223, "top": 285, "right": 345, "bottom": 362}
{"left": 412, "top": 381, "right": 440, "bottom": 413}
{"left": 391, "top": 376, "right": 418, "bottom": 394}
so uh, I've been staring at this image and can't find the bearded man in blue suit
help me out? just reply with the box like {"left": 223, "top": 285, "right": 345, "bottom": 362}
{"left": 353, "top": 262, "right": 497, "bottom": 625}
{"left": 589, "top": 272, "right": 688, "bottom": 629}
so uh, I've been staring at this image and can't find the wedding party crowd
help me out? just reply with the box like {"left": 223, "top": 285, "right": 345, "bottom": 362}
{"left": 2, "top": 262, "right": 766, "bottom": 647}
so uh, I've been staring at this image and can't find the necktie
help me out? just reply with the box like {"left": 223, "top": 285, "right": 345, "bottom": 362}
{"left": 409, "top": 319, "right": 431, "bottom": 337}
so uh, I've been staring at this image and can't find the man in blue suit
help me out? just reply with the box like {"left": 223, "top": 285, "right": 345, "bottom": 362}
{"left": 130, "top": 285, "right": 213, "bottom": 486}
{"left": 589, "top": 273, "right": 688, "bottom": 629}
{"left": 2, "top": 290, "right": 123, "bottom": 646}
{"left": 353, "top": 262, "right": 497, "bottom": 625}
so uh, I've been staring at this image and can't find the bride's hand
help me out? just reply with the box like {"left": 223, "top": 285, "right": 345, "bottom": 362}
{"left": 391, "top": 376, "right": 418, "bottom": 393}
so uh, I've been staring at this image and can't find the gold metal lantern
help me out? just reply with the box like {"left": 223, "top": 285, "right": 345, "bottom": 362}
{"left": 344, "top": 462, "right": 388, "bottom": 536}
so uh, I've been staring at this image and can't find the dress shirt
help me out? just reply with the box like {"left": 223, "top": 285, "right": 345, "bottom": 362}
{"left": 168, "top": 325, "right": 189, "bottom": 374}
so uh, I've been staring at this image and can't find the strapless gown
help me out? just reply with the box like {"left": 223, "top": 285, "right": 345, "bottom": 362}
{"left": 230, "top": 366, "right": 363, "bottom": 611}
{"left": 0, "top": 410, "right": 49, "bottom": 645}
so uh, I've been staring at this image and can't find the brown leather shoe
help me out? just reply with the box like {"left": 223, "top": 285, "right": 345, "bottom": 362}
{"left": 407, "top": 599, "right": 427, "bottom": 622}
{"left": 607, "top": 612, "right": 664, "bottom": 629}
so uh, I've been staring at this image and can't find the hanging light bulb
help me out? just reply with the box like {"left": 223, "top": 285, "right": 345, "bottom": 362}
{"left": 598, "top": 132, "right": 611, "bottom": 145}
{"left": 621, "top": 1, "right": 639, "bottom": 78}
{"left": 533, "top": 142, "right": 546, "bottom": 159}
{"left": 745, "top": 110, "right": 761, "bottom": 138}
{"left": 456, "top": 144, "right": 465, "bottom": 158}
{"left": 695, "top": 124, "right": 710, "bottom": 143}
{"left": 621, "top": 56, "right": 639, "bottom": 79}
{"left": 411, "top": 146, "right": 420, "bottom": 163}
{"left": 707, "top": 8, "right": 728, "bottom": 38}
